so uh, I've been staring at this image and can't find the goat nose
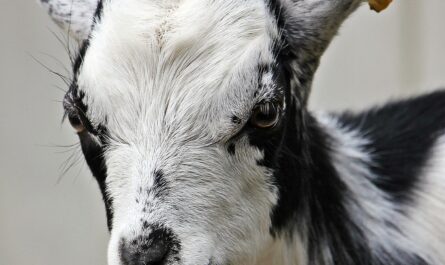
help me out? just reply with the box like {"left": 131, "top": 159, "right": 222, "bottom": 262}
{"left": 119, "top": 229, "right": 170, "bottom": 265}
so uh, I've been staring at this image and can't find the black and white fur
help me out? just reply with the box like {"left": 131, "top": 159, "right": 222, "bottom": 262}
{"left": 40, "top": 0, "right": 445, "bottom": 264}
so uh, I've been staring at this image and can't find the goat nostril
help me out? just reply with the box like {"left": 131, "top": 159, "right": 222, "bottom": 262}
{"left": 120, "top": 230, "right": 170, "bottom": 265}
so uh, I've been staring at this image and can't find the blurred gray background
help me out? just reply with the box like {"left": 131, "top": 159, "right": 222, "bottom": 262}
{"left": 0, "top": 1, "right": 444, "bottom": 265}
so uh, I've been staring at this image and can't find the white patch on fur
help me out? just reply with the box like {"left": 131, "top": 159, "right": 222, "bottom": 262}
{"left": 317, "top": 113, "right": 445, "bottom": 265}
{"left": 75, "top": 0, "right": 281, "bottom": 264}
{"left": 402, "top": 135, "right": 445, "bottom": 265}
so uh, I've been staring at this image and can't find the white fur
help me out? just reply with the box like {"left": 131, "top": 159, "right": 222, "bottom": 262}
{"left": 77, "top": 1, "right": 281, "bottom": 264}
{"left": 403, "top": 135, "right": 445, "bottom": 264}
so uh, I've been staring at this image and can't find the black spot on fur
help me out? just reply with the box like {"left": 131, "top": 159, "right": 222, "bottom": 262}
{"left": 154, "top": 170, "right": 164, "bottom": 183}
{"left": 152, "top": 170, "right": 169, "bottom": 198}
{"left": 267, "top": 0, "right": 286, "bottom": 34}
{"left": 227, "top": 143, "right": 236, "bottom": 155}
{"left": 339, "top": 90, "right": 445, "bottom": 204}
{"left": 231, "top": 116, "right": 242, "bottom": 124}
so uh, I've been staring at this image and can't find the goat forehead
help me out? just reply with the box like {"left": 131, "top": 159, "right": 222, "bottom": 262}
{"left": 76, "top": 0, "right": 278, "bottom": 136}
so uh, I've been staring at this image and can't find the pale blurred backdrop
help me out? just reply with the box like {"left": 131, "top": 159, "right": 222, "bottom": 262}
{"left": 0, "top": 1, "right": 444, "bottom": 265}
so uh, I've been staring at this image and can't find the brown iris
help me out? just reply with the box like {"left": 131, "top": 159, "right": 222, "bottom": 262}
{"left": 250, "top": 102, "right": 281, "bottom": 129}
{"left": 68, "top": 113, "right": 86, "bottom": 133}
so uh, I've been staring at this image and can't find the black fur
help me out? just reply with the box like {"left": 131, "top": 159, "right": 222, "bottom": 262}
{"left": 77, "top": 129, "right": 113, "bottom": 230}
{"left": 152, "top": 170, "right": 169, "bottom": 198}
{"left": 227, "top": 143, "right": 236, "bottom": 155}
{"left": 93, "top": 0, "right": 104, "bottom": 22}
{"left": 339, "top": 90, "right": 445, "bottom": 204}
{"left": 253, "top": 56, "right": 442, "bottom": 264}
{"left": 261, "top": 90, "right": 374, "bottom": 264}
{"left": 257, "top": 3, "right": 438, "bottom": 263}
{"left": 262, "top": 87, "right": 436, "bottom": 264}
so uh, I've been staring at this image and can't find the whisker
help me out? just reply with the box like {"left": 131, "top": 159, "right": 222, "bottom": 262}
{"left": 52, "top": 84, "right": 68, "bottom": 93}
{"left": 71, "top": 161, "right": 87, "bottom": 184}
{"left": 47, "top": 27, "right": 75, "bottom": 65}
{"left": 37, "top": 51, "right": 71, "bottom": 75}
{"left": 57, "top": 143, "right": 83, "bottom": 184}
{"left": 28, "top": 54, "right": 73, "bottom": 86}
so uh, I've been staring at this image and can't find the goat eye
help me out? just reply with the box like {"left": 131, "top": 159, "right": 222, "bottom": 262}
{"left": 68, "top": 113, "right": 85, "bottom": 133}
{"left": 250, "top": 102, "right": 281, "bottom": 129}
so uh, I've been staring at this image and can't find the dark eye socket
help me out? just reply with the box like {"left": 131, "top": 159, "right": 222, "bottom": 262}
{"left": 68, "top": 112, "right": 86, "bottom": 133}
{"left": 249, "top": 102, "right": 281, "bottom": 129}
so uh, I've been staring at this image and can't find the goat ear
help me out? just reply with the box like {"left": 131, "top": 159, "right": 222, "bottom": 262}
{"left": 39, "top": 0, "right": 100, "bottom": 41}
{"left": 278, "top": 0, "right": 366, "bottom": 103}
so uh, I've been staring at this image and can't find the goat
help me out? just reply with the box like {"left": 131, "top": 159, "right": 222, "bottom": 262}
{"left": 40, "top": 0, "right": 445, "bottom": 264}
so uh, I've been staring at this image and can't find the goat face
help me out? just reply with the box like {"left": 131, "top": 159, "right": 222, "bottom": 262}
{"left": 41, "top": 0, "right": 362, "bottom": 264}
